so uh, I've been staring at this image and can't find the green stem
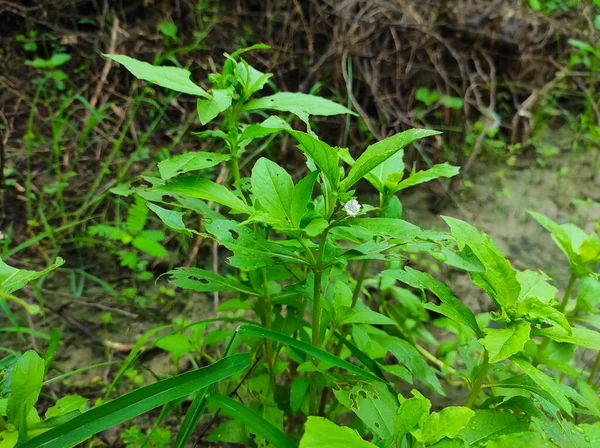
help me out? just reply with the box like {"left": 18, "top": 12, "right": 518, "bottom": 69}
{"left": 309, "top": 227, "right": 331, "bottom": 415}
{"left": 558, "top": 273, "right": 576, "bottom": 313}
{"left": 588, "top": 351, "right": 600, "bottom": 385}
{"left": 465, "top": 351, "right": 489, "bottom": 408}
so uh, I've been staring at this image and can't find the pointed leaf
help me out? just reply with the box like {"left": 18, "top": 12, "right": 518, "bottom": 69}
{"left": 168, "top": 267, "right": 257, "bottom": 295}
{"left": 243, "top": 92, "right": 355, "bottom": 116}
{"left": 533, "top": 326, "right": 600, "bottom": 350}
{"left": 395, "top": 163, "right": 459, "bottom": 192}
{"left": 480, "top": 321, "right": 530, "bottom": 363}
{"left": 287, "top": 131, "right": 340, "bottom": 187}
{"left": 159, "top": 177, "right": 252, "bottom": 214}
{"left": 207, "top": 394, "right": 296, "bottom": 448}
{"left": 158, "top": 152, "right": 230, "bottom": 180}
{"left": 251, "top": 158, "right": 294, "bottom": 224}
{"left": 197, "top": 88, "right": 233, "bottom": 125}
{"left": 105, "top": 54, "right": 210, "bottom": 97}
{"left": 339, "top": 129, "right": 441, "bottom": 191}
{"left": 236, "top": 325, "right": 383, "bottom": 382}
{"left": 7, "top": 351, "right": 45, "bottom": 425}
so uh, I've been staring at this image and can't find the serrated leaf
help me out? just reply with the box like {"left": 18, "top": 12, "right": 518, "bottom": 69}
{"left": 197, "top": 88, "right": 233, "bottom": 125}
{"left": 333, "top": 382, "right": 398, "bottom": 439}
{"left": 442, "top": 216, "right": 520, "bottom": 309}
{"left": 394, "top": 390, "right": 431, "bottom": 442}
{"left": 127, "top": 196, "right": 148, "bottom": 236}
{"left": 147, "top": 203, "right": 190, "bottom": 235}
{"left": 299, "top": 416, "right": 376, "bottom": 448}
{"left": 105, "top": 54, "right": 210, "bottom": 97}
{"left": 533, "top": 326, "right": 600, "bottom": 350}
{"left": 0, "top": 257, "right": 64, "bottom": 295}
{"left": 339, "top": 129, "right": 441, "bottom": 192}
{"left": 516, "top": 297, "right": 570, "bottom": 332}
{"left": 290, "top": 171, "right": 319, "bottom": 227}
{"left": 481, "top": 321, "right": 530, "bottom": 363}
{"left": 576, "top": 275, "right": 600, "bottom": 313}
{"left": 287, "top": 131, "right": 340, "bottom": 187}
{"left": 395, "top": 163, "right": 459, "bottom": 192}
{"left": 516, "top": 270, "right": 557, "bottom": 303}
{"left": 412, "top": 406, "right": 474, "bottom": 445}
{"left": 251, "top": 158, "right": 294, "bottom": 225}
{"left": 158, "top": 152, "right": 230, "bottom": 180}
{"left": 457, "top": 409, "right": 530, "bottom": 445}
{"left": 168, "top": 267, "right": 257, "bottom": 295}
{"left": 511, "top": 358, "right": 572, "bottom": 416}
{"left": 204, "top": 219, "right": 303, "bottom": 269}
{"left": 243, "top": 92, "right": 355, "bottom": 116}
{"left": 159, "top": 176, "right": 252, "bottom": 214}
{"left": 384, "top": 267, "right": 482, "bottom": 337}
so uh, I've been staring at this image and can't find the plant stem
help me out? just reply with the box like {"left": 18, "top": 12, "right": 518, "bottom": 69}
{"left": 309, "top": 227, "right": 330, "bottom": 415}
{"left": 588, "top": 351, "right": 600, "bottom": 385}
{"left": 465, "top": 350, "right": 489, "bottom": 408}
{"left": 558, "top": 273, "right": 576, "bottom": 313}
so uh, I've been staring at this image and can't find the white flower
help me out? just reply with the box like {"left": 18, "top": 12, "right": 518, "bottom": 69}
{"left": 344, "top": 199, "right": 361, "bottom": 216}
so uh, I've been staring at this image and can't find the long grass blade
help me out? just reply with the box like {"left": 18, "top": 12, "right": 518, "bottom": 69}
{"left": 17, "top": 354, "right": 251, "bottom": 448}
{"left": 207, "top": 393, "right": 297, "bottom": 448}
{"left": 237, "top": 325, "right": 383, "bottom": 382}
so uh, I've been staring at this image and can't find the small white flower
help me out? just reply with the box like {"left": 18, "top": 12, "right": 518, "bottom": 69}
{"left": 344, "top": 199, "right": 361, "bottom": 216}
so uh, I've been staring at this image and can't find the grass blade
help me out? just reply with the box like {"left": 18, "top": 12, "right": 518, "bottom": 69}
{"left": 17, "top": 354, "right": 251, "bottom": 448}
{"left": 207, "top": 393, "right": 297, "bottom": 448}
{"left": 237, "top": 325, "right": 383, "bottom": 382}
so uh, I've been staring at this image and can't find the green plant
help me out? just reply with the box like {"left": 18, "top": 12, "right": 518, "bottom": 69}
{"left": 8, "top": 46, "right": 600, "bottom": 448}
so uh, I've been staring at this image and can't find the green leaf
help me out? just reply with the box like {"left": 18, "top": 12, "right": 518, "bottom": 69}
{"left": 147, "top": 203, "right": 190, "bottom": 235}
{"left": 528, "top": 0, "right": 541, "bottom": 10}
{"left": 287, "top": 131, "right": 340, "bottom": 187}
{"left": 366, "top": 150, "right": 405, "bottom": 192}
{"left": 365, "top": 327, "right": 444, "bottom": 395}
{"left": 156, "top": 334, "right": 194, "bottom": 361}
{"left": 442, "top": 216, "right": 520, "bottom": 309}
{"left": 576, "top": 276, "right": 600, "bottom": 312}
{"left": 45, "top": 396, "right": 88, "bottom": 419}
{"left": 127, "top": 196, "right": 148, "bottom": 236}
{"left": 204, "top": 219, "right": 303, "bottom": 269}
{"left": 234, "top": 60, "right": 272, "bottom": 97}
{"left": 243, "top": 92, "right": 355, "bottom": 116}
{"left": 158, "top": 152, "right": 230, "bottom": 180}
{"left": 480, "top": 321, "right": 530, "bottom": 363}
{"left": 236, "top": 325, "right": 383, "bottom": 382}
{"left": 197, "top": 88, "right": 234, "bottom": 125}
{"left": 516, "top": 297, "right": 570, "bottom": 332}
{"left": 458, "top": 410, "right": 530, "bottom": 446}
{"left": 384, "top": 267, "right": 482, "bottom": 337}
{"left": 104, "top": 54, "right": 210, "bottom": 97}
{"left": 516, "top": 270, "right": 557, "bottom": 303}
{"left": 0, "top": 257, "right": 64, "bottom": 295}
{"left": 395, "top": 163, "right": 459, "bottom": 192}
{"left": 251, "top": 158, "right": 294, "bottom": 224}
{"left": 412, "top": 406, "right": 474, "bottom": 445}
{"left": 333, "top": 382, "right": 398, "bottom": 439}
{"left": 18, "top": 354, "right": 251, "bottom": 448}
{"left": 168, "top": 267, "right": 257, "bottom": 295}
{"left": 511, "top": 357, "right": 572, "bottom": 416}
{"left": 533, "top": 326, "right": 600, "bottom": 350}
{"left": 339, "top": 129, "right": 441, "bottom": 192}
{"left": 290, "top": 376, "right": 310, "bottom": 413}
{"left": 299, "top": 416, "right": 376, "bottom": 448}
{"left": 131, "top": 234, "right": 168, "bottom": 258}
{"left": 7, "top": 351, "right": 45, "bottom": 426}
{"left": 159, "top": 177, "right": 252, "bottom": 214}
{"left": 336, "top": 307, "right": 395, "bottom": 326}
{"left": 290, "top": 171, "right": 319, "bottom": 227}
{"left": 394, "top": 390, "right": 431, "bottom": 442}
{"left": 207, "top": 394, "right": 296, "bottom": 448}
{"left": 485, "top": 432, "right": 546, "bottom": 447}
{"left": 88, "top": 225, "right": 131, "bottom": 243}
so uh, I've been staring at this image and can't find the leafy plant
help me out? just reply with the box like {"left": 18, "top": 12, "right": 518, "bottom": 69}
{"left": 5, "top": 45, "right": 600, "bottom": 448}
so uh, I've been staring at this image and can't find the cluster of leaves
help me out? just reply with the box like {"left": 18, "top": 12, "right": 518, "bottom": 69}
{"left": 1, "top": 46, "right": 599, "bottom": 448}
